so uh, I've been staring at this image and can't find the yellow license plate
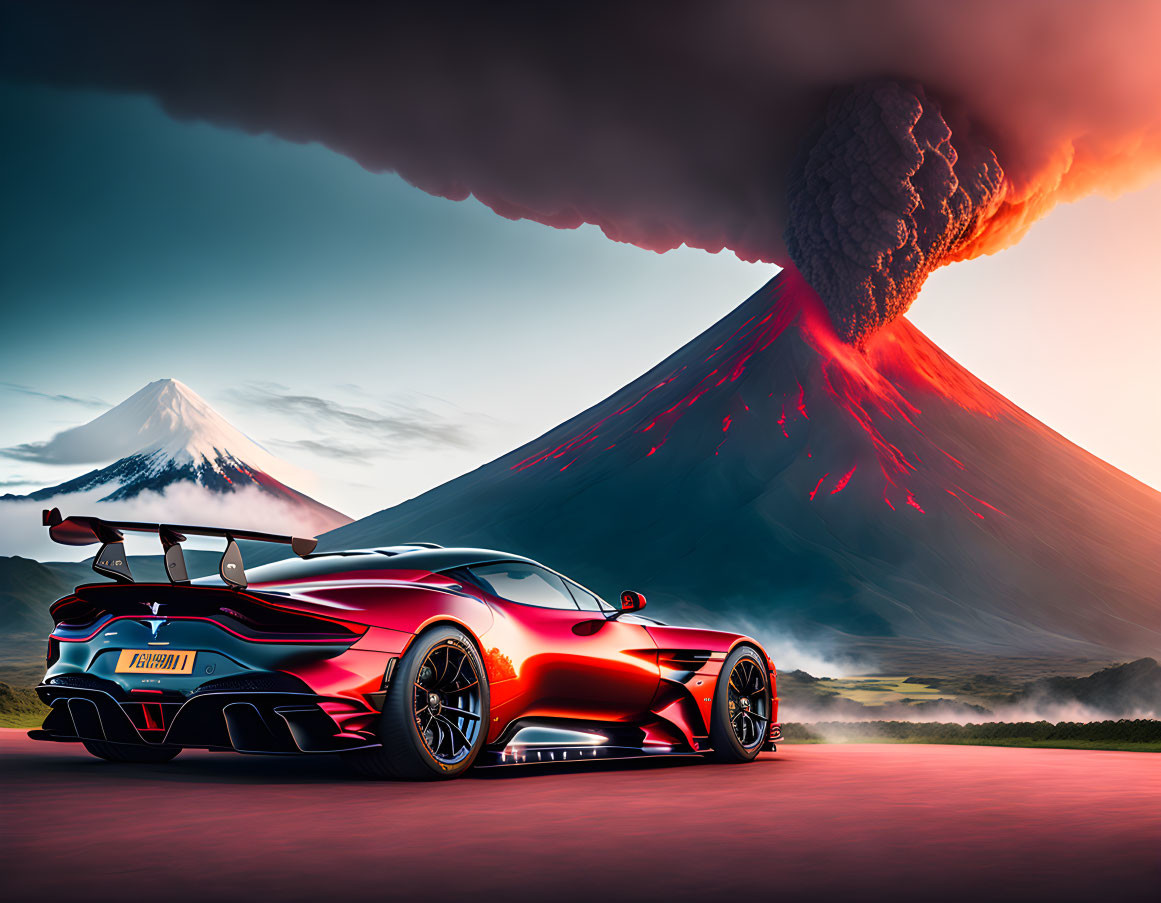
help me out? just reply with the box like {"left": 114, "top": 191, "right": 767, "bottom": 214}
{"left": 115, "top": 649, "right": 197, "bottom": 674}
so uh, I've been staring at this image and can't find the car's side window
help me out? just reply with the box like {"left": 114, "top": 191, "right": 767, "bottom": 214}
{"left": 565, "top": 580, "right": 613, "bottom": 612}
{"left": 470, "top": 563, "right": 579, "bottom": 610}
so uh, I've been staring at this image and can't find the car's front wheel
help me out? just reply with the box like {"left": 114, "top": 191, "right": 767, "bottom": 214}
{"left": 707, "top": 645, "right": 771, "bottom": 763}
{"left": 346, "top": 625, "right": 490, "bottom": 780}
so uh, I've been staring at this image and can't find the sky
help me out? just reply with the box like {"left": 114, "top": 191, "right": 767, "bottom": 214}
{"left": 1, "top": 82, "right": 1158, "bottom": 525}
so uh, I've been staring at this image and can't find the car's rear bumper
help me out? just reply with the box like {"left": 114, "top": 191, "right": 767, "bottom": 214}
{"left": 32, "top": 678, "right": 380, "bottom": 755}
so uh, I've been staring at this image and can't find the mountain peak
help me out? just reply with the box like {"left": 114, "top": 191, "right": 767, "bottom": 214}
{"left": 7, "top": 378, "right": 282, "bottom": 474}
{"left": 110, "top": 377, "right": 266, "bottom": 464}
{"left": 141, "top": 377, "right": 192, "bottom": 396}
{"left": 3, "top": 378, "right": 350, "bottom": 537}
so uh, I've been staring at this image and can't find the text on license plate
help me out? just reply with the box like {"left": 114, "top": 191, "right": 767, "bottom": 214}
{"left": 115, "top": 649, "right": 197, "bottom": 674}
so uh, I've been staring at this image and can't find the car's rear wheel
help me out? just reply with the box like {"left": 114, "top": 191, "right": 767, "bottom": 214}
{"left": 707, "top": 645, "right": 770, "bottom": 763}
{"left": 346, "top": 625, "right": 489, "bottom": 780}
{"left": 81, "top": 740, "right": 181, "bottom": 764}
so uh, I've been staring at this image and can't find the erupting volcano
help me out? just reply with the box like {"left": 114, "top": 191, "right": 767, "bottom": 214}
{"left": 321, "top": 270, "right": 1161, "bottom": 662}
{"left": 7, "top": 3, "right": 1161, "bottom": 665}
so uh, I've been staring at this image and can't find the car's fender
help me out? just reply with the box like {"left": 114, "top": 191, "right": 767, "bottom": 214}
{"left": 644, "top": 624, "right": 773, "bottom": 746}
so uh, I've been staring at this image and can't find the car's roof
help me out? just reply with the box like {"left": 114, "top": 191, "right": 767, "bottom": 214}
{"left": 239, "top": 545, "right": 539, "bottom": 586}
{"left": 331, "top": 546, "right": 539, "bottom": 571}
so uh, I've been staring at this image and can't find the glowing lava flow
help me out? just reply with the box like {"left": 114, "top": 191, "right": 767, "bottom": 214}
{"left": 792, "top": 270, "right": 1007, "bottom": 517}
{"left": 511, "top": 292, "right": 800, "bottom": 473}
{"left": 512, "top": 372, "right": 685, "bottom": 472}
{"left": 830, "top": 465, "right": 857, "bottom": 495}
{"left": 511, "top": 268, "right": 1007, "bottom": 521}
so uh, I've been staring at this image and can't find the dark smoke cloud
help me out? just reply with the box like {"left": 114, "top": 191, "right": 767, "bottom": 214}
{"left": 786, "top": 83, "right": 1007, "bottom": 344}
{"left": 4, "top": 1, "right": 1161, "bottom": 340}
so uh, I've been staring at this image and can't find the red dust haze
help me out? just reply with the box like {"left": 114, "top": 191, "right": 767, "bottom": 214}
{"left": 5, "top": 1, "right": 1161, "bottom": 339}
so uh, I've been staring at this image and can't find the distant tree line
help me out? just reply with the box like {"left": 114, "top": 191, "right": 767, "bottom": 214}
{"left": 784, "top": 719, "right": 1161, "bottom": 743}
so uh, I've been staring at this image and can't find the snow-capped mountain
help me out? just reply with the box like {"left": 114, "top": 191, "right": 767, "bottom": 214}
{"left": 3, "top": 379, "right": 349, "bottom": 536}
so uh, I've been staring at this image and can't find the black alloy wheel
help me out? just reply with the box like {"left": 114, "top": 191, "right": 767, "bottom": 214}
{"left": 345, "top": 625, "right": 490, "bottom": 780}
{"left": 707, "top": 646, "right": 771, "bottom": 763}
{"left": 725, "top": 656, "right": 770, "bottom": 750}
{"left": 412, "top": 640, "right": 484, "bottom": 766}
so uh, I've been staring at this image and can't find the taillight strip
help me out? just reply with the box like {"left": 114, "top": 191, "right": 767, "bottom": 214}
{"left": 52, "top": 614, "right": 364, "bottom": 644}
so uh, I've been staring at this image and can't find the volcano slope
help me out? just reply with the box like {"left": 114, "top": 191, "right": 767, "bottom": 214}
{"left": 320, "top": 270, "right": 1161, "bottom": 662}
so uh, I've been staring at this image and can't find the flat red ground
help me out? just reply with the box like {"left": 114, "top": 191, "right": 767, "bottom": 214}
{"left": 2, "top": 731, "right": 1158, "bottom": 901}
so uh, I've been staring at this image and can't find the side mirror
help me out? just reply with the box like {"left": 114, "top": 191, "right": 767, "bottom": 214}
{"left": 618, "top": 590, "right": 646, "bottom": 613}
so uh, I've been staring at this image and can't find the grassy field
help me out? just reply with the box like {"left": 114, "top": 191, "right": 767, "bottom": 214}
{"left": 0, "top": 682, "right": 48, "bottom": 728}
{"left": 811, "top": 676, "right": 961, "bottom": 706}
{"left": 802, "top": 673, "right": 1024, "bottom": 709}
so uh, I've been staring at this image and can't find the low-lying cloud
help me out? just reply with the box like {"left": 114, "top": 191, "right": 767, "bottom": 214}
{"left": 0, "top": 382, "right": 108, "bottom": 410}
{"left": 230, "top": 384, "right": 477, "bottom": 460}
{"left": 665, "top": 604, "right": 873, "bottom": 679}
{"left": 0, "top": 483, "right": 339, "bottom": 560}
{"left": 267, "top": 438, "right": 374, "bottom": 463}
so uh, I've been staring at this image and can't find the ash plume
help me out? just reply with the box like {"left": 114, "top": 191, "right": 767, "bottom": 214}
{"left": 5, "top": 1, "right": 1161, "bottom": 340}
{"left": 785, "top": 83, "right": 1006, "bottom": 345}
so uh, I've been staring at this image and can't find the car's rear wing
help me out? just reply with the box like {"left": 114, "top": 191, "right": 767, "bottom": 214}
{"left": 41, "top": 507, "right": 316, "bottom": 589}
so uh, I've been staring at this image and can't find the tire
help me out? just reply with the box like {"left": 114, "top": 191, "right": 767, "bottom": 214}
{"left": 81, "top": 740, "right": 181, "bottom": 764}
{"left": 346, "top": 626, "right": 490, "bottom": 780}
{"left": 707, "top": 645, "right": 771, "bottom": 763}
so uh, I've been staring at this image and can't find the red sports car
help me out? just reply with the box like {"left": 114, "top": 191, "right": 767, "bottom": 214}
{"left": 33, "top": 510, "right": 780, "bottom": 779}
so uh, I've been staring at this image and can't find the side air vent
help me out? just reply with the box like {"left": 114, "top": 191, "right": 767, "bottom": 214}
{"left": 659, "top": 650, "right": 714, "bottom": 664}
{"left": 47, "top": 674, "right": 124, "bottom": 696}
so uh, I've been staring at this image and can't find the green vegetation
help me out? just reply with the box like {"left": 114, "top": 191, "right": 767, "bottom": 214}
{"left": 812, "top": 675, "right": 963, "bottom": 706}
{"left": 786, "top": 671, "right": 1027, "bottom": 710}
{"left": 0, "top": 556, "right": 72, "bottom": 635}
{"left": 779, "top": 658, "right": 1161, "bottom": 723}
{"left": 0, "top": 681, "right": 48, "bottom": 729}
{"left": 782, "top": 719, "right": 1161, "bottom": 752}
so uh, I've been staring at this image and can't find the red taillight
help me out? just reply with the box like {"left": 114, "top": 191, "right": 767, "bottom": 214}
{"left": 141, "top": 703, "right": 164, "bottom": 731}
{"left": 125, "top": 701, "right": 171, "bottom": 732}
